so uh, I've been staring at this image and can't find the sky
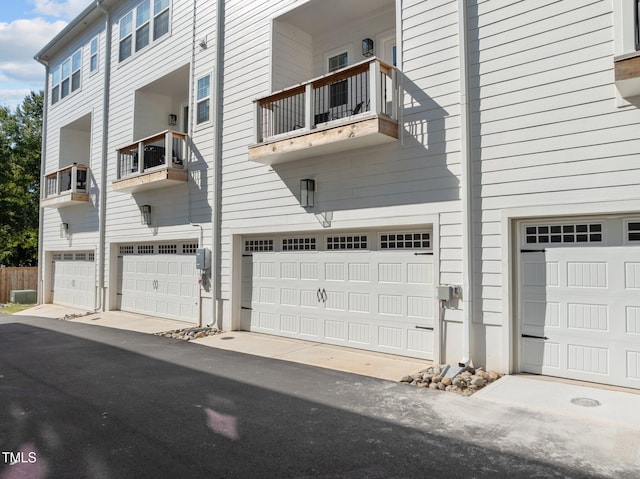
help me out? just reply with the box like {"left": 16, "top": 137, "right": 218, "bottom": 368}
{"left": 0, "top": 0, "right": 90, "bottom": 111}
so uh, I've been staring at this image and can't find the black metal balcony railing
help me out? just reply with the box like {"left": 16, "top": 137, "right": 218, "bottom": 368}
{"left": 43, "top": 164, "right": 89, "bottom": 199}
{"left": 254, "top": 58, "right": 397, "bottom": 143}
{"left": 117, "top": 130, "right": 186, "bottom": 180}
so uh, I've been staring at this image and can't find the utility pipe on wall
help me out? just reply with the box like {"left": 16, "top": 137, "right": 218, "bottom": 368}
{"left": 209, "top": 0, "right": 225, "bottom": 330}
{"left": 96, "top": 0, "right": 112, "bottom": 312}
{"left": 34, "top": 59, "right": 49, "bottom": 305}
{"left": 457, "top": 0, "right": 473, "bottom": 367}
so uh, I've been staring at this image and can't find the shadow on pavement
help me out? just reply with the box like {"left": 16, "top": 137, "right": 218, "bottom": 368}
{"left": 0, "top": 318, "right": 602, "bottom": 479}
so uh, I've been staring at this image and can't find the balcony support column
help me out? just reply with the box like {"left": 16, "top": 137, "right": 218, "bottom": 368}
{"left": 369, "top": 60, "right": 381, "bottom": 116}
{"left": 253, "top": 101, "right": 262, "bottom": 143}
{"left": 71, "top": 164, "right": 78, "bottom": 193}
{"left": 165, "top": 131, "right": 173, "bottom": 168}
{"left": 138, "top": 142, "right": 145, "bottom": 174}
{"left": 305, "top": 83, "right": 314, "bottom": 130}
{"left": 391, "top": 68, "right": 398, "bottom": 121}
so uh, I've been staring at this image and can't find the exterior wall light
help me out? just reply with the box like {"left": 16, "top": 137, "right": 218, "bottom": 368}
{"left": 362, "top": 38, "right": 374, "bottom": 57}
{"left": 300, "top": 179, "right": 315, "bottom": 208}
{"left": 168, "top": 114, "right": 177, "bottom": 126}
{"left": 141, "top": 204, "right": 152, "bottom": 225}
{"left": 60, "top": 222, "right": 69, "bottom": 238}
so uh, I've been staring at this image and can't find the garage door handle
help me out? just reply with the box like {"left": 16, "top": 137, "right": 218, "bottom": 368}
{"left": 321, "top": 288, "right": 327, "bottom": 303}
{"left": 317, "top": 289, "right": 322, "bottom": 302}
{"left": 522, "top": 334, "right": 549, "bottom": 340}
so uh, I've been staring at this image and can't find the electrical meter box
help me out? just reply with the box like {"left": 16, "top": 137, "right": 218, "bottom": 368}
{"left": 195, "top": 248, "right": 211, "bottom": 270}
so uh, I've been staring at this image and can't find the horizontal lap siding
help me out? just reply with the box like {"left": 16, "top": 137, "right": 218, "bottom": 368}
{"left": 101, "top": 0, "right": 214, "bottom": 291}
{"left": 42, "top": 20, "right": 105, "bottom": 253}
{"left": 219, "top": 0, "right": 462, "bottom": 300}
{"left": 472, "top": 1, "right": 640, "bottom": 326}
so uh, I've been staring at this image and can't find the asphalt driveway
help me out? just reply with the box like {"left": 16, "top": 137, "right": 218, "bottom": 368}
{"left": 0, "top": 316, "right": 637, "bottom": 478}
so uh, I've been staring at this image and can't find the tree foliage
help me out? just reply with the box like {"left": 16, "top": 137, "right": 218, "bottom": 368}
{"left": 0, "top": 91, "right": 43, "bottom": 266}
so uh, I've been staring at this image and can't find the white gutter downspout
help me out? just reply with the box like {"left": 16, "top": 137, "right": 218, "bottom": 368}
{"left": 96, "top": 0, "right": 111, "bottom": 311}
{"left": 458, "top": 0, "right": 473, "bottom": 367}
{"left": 34, "top": 58, "right": 49, "bottom": 305}
{"left": 208, "top": 0, "right": 224, "bottom": 329}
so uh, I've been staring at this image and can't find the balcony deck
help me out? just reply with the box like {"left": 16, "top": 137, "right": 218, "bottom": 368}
{"left": 113, "top": 130, "right": 188, "bottom": 194}
{"left": 249, "top": 58, "right": 398, "bottom": 165}
{"left": 41, "top": 164, "right": 90, "bottom": 209}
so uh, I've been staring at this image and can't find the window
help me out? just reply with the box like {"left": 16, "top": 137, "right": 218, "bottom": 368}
{"left": 51, "top": 68, "right": 60, "bottom": 104}
{"left": 628, "top": 221, "right": 640, "bottom": 242}
{"left": 135, "top": 1, "right": 151, "bottom": 52}
{"left": 51, "top": 49, "right": 81, "bottom": 105}
{"left": 71, "top": 51, "right": 81, "bottom": 91}
{"left": 154, "top": 0, "right": 170, "bottom": 40}
{"left": 119, "top": 12, "right": 133, "bottom": 61}
{"left": 90, "top": 37, "right": 99, "bottom": 72}
{"left": 282, "top": 237, "right": 317, "bottom": 251}
{"left": 636, "top": 0, "right": 640, "bottom": 50}
{"left": 196, "top": 75, "right": 211, "bottom": 124}
{"left": 524, "top": 223, "right": 603, "bottom": 245}
{"left": 380, "top": 232, "right": 430, "bottom": 249}
{"left": 328, "top": 53, "right": 348, "bottom": 72}
{"left": 326, "top": 234, "right": 368, "bottom": 250}
{"left": 328, "top": 52, "right": 348, "bottom": 108}
{"left": 119, "top": 0, "right": 170, "bottom": 62}
{"left": 244, "top": 239, "right": 274, "bottom": 252}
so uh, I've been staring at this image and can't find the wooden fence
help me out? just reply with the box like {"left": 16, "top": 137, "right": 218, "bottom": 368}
{"left": 0, "top": 267, "right": 38, "bottom": 304}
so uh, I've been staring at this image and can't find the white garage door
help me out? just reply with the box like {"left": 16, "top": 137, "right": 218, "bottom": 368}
{"left": 117, "top": 242, "right": 199, "bottom": 323}
{"left": 241, "top": 231, "right": 435, "bottom": 359}
{"left": 519, "top": 218, "right": 640, "bottom": 389}
{"left": 52, "top": 251, "right": 96, "bottom": 310}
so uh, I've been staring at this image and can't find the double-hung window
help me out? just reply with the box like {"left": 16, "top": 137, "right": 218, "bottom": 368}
{"left": 154, "top": 0, "right": 170, "bottom": 40}
{"left": 51, "top": 49, "right": 81, "bottom": 105}
{"left": 135, "top": 1, "right": 151, "bottom": 52}
{"left": 196, "top": 75, "right": 211, "bottom": 124}
{"left": 90, "top": 37, "right": 99, "bottom": 72}
{"left": 119, "top": 0, "right": 170, "bottom": 62}
{"left": 119, "top": 12, "right": 133, "bottom": 61}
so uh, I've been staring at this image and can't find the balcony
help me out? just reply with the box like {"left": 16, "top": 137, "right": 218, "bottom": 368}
{"left": 615, "top": 52, "right": 640, "bottom": 98}
{"left": 249, "top": 58, "right": 398, "bottom": 165}
{"left": 113, "top": 130, "right": 188, "bottom": 193}
{"left": 41, "top": 164, "right": 89, "bottom": 208}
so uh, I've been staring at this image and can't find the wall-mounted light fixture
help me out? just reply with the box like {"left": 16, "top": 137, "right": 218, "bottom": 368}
{"left": 141, "top": 205, "right": 152, "bottom": 225}
{"left": 362, "top": 38, "right": 374, "bottom": 57}
{"left": 60, "top": 222, "right": 69, "bottom": 238}
{"left": 198, "top": 37, "right": 208, "bottom": 49}
{"left": 300, "top": 179, "right": 315, "bottom": 208}
{"left": 168, "top": 114, "right": 177, "bottom": 126}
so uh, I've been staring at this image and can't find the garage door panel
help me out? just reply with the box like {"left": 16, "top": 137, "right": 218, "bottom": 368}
{"left": 243, "top": 240, "right": 434, "bottom": 360}
{"left": 626, "top": 262, "right": 640, "bottom": 288}
{"left": 119, "top": 249, "right": 198, "bottom": 323}
{"left": 52, "top": 254, "right": 95, "bottom": 310}
{"left": 520, "top": 225, "right": 640, "bottom": 388}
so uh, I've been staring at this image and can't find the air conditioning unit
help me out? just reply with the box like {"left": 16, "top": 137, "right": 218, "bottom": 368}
{"left": 10, "top": 290, "right": 37, "bottom": 304}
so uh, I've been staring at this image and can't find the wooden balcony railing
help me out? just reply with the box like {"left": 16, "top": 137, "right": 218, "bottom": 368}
{"left": 43, "top": 163, "right": 89, "bottom": 198}
{"left": 116, "top": 130, "right": 187, "bottom": 180}
{"left": 253, "top": 58, "right": 397, "bottom": 144}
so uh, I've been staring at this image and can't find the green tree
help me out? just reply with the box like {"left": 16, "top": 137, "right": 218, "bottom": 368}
{"left": 0, "top": 91, "right": 43, "bottom": 266}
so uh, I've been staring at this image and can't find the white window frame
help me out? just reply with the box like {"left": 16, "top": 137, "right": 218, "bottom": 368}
{"left": 613, "top": 0, "right": 639, "bottom": 56}
{"left": 195, "top": 74, "right": 212, "bottom": 126}
{"left": 51, "top": 48, "right": 82, "bottom": 105}
{"left": 624, "top": 218, "right": 640, "bottom": 244}
{"left": 89, "top": 36, "right": 99, "bottom": 73}
{"left": 118, "top": 0, "right": 171, "bottom": 63}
